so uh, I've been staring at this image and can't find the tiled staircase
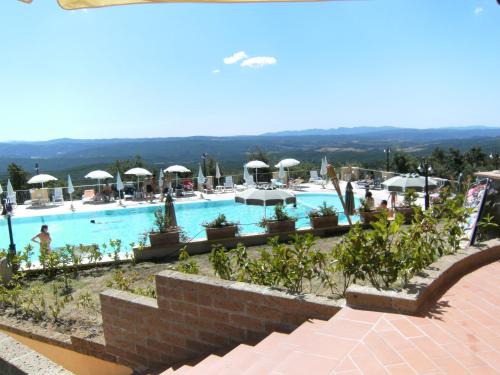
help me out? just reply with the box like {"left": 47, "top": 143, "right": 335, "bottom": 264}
{"left": 160, "top": 318, "right": 331, "bottom": 375}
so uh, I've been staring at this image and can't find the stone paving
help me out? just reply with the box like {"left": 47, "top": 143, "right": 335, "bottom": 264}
{"left": 164, "top": 261, "right": 500, "bottom": 374}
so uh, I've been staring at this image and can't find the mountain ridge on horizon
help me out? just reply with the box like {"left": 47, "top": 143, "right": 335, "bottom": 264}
{"left": 2, "top": 125, "right": 500, "bottom": 144}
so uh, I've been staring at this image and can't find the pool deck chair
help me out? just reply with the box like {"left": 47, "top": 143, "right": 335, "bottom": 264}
{"left": 203, "top": 183, "right": 214, "bottom": 194}
{"left": 53, "top": 187, "right": 64, "bottom": 205}
{"left": 30, "top": 189, "right": 43, "bottom": 207}
{"left": 271, "top": 178, "right": 285, "bottom": 188}
{"left": 309, "top": 170, "right": 324, "bottom": 184}
{"left": 224, "top": 176, "right": 234, "bottom": 192}
{"left": 82, "top": 189, "right": 96, "bottom": 204}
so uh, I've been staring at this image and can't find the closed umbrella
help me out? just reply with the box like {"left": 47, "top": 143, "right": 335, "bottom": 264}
{"left": 7, "top": 179, "right": 14, "bottom": 200}
{"left": 165, "top": 193, "right": 177, "bottom": 228}
{"left": 85, "top": 170, "right": 113, "bottom": 192}
{"left": 327, "top": 165, "right": 352, "bottom": 225}
{"left": 245, "top": 160, "right": 269, "bottom": 184}
{"left": 116, "top": 172, "right": 124, "bottom": 203}
{"left": 278, "top": 162, "right": 286, "bottom": 180}
{"left": 243, "top": 165, "right": 251, "bottom": 183}
{"left": 345, "top": 181, "right": 355, "bottom": 216}
{"left": 0, "top": 184, "right": 3, "bottom": 195}
{"left": 67, "top": 175, "right": 75, "bottom": 210}
{"left": 197, "top": 164, "right": 205, "bottom": 189}
{"left": 27, "top": 174, "right": 58, "bottom": 188}
{"left": 159, "top": 168, "right": 164, "bottom": 191}
{"left": 320, "top": 157, "right": 328, "bottom": 178}
{"left": 215, "top": 163, "right": 221, "bottom": 186}
{"left": 235, "top": 187, "right": 296, "bottom": 218}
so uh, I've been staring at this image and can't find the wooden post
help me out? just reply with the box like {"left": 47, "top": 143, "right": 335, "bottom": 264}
{"left": 327, "top": 164, "right": 352, "bottom": 225}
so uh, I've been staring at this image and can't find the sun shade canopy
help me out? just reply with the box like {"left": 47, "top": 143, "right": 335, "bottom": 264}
{"left": 19, "top": 0, "right": 326, "bottom": 10}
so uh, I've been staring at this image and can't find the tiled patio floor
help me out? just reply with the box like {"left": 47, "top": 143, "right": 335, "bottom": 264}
{"left": 165, "top": 260, "right": 500, "bottom": 374}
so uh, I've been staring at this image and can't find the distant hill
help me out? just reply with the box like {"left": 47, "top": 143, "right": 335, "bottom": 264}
{"left": 0, "top": 126, "right": 499, "bottom": 181}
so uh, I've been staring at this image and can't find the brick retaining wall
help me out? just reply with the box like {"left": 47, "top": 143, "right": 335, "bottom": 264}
{"left": 100, "top": 270, "right": 342, "bottom": 371}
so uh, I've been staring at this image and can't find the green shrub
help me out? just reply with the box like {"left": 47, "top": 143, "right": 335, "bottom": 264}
{"left": 176, "top": 247, "right": 199, "bottom": 275}
{"left": 203, "top": 213, "right": 238, "bottom": 229}
{"left": 308, "top": 202, "right": 339, "bottom": 218}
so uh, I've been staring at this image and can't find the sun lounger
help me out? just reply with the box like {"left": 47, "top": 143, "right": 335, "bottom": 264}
{"left": 82, "top": 189, "right": 96, "bottom": 203}
{"left": 30, "top": 189, "right": 43, "bottom": 207}
{"left": 309, "top": 170, "right": 324, "bottom": 184}
{"left": 271, "top": 178, "right": 285, "bottom": 188}
{"left": 291, "top": 178, "right": 305, "bottom": 191}
{"left": 53, "top": 187, "right": 64, "bottom": 205}
{"left": 203, "top": 183, "right": 214, "bottom": 194}
{"left": 224, "top": 176, "right": 234, "bottom": 192}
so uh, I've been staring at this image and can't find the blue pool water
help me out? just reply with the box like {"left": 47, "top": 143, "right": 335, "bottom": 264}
{"left": 0, "top": 193, "right": 358, "bottom": 259}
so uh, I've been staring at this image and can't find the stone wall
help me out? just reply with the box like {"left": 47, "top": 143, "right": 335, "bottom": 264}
{"left": 100, "top": 270, "right": 342, "bottom": 371}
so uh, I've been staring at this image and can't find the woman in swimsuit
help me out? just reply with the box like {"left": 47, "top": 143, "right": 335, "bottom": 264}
{"left": 31, "top": 225, "right": 52, "bottom": 254}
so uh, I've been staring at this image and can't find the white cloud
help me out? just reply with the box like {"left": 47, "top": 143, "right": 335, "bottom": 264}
{"left": 474, "top": 7, "right": 483, "bottom": 15}
{"left": 240, "top": 56, "right": 277, "bottom": 69}
{"left": 223, "top": 51, "right": 248, "bottom": 65}
{"left": 212, "top": 69, "right": 220, "bottom": 74}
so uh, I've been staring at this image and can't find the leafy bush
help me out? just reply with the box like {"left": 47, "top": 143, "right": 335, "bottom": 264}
{"left": 308, "top": 202, "right": 339, "bottom": 218}
{"left": 176, "top": 247, "right": 199, "bottom": 275}
{"left": 402, "top": 189, "right": 418, "bottom": 207}
{"left": 203, "top": 213, "right": 238, "bottom": 229}
{"left": 259, "top": 203, "right": 296, "bottom": 227}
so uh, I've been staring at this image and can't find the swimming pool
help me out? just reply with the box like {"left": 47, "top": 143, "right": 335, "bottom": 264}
{"left": 0, "top": 193, "right": 358, "bottom": 259}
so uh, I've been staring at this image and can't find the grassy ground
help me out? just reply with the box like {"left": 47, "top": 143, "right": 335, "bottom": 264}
{"left": 0, "top": 235, "right": 345, "bottom": 339}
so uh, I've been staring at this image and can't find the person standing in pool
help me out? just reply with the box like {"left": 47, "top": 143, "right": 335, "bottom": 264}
{"left": 31, "top": 225, "right": 52, "bottom": 254}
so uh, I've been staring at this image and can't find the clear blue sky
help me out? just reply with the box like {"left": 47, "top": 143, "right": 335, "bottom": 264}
{"left": 0, "top": 0, "right": 499, "bottom": 140}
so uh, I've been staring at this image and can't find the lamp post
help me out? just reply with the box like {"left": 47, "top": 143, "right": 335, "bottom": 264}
{"left": 2, "top": 197, "right": 16, "bottom": 257}
{"left": 383, "top": 147, "right": 391, "bottom": 171}
{"left": 490, "top": 149, "right": 499, "bottom": 170}
{"left": 34, "top": 162, "right": 39, "bottom": 175}
{"left": 418, "top": 159, "right": 432, "bottom": 210}
{"left": 201, "top": 153, "right": 208, "bottom": 177}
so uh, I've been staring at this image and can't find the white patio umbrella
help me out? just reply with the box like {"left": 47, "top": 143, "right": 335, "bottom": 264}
{"left": 215, "top": 163, "right": 222, "bottom": 186}
{"left": 197, "top": 164, "right": 205, "bottom": 188}
{"left": 85, "top": 170, "right": 113, "bottom": 192}
{"left": 125, "top": 167, "right": 152, "bottom": 191}
{"left": 116, "top": 172, "right": 124, "bottom": 204}
{"left": 165, "top": 165, "right": 191, "bottom": 187}
{"left": 381, "top": 174, "right": 439, "bottom": 193}
{"left": 27, "top": 174, "right": 58, "bottom": 188}
{"left": 0, "top": 183, "right": 3, "bottom": 195}
{"left": 275, "top": 158, "right": 300, "bottom": 182}
{"left": 245, "top": 160, "right": 269, "bottom": 184}
{"left": 235, "top": 188, "right": 296, "bottom": 218}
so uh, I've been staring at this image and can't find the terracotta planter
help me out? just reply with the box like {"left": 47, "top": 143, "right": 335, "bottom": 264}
{"left": 360, "top": 211, "right": 382, "bottom": 224}
{"left": 266, "top": 220, "right": 296, "bottom": 234}
{"left": 149, "top": 231, "right": 180, "bottom": 246}
{"left": 395, "top": 207, "right": 414, "bottom": 224}
{"left": 205, "top": 226, "right": 238, "bottom": 241}
{"left": 310, "top": 215, "right": 339, "bottom": 229}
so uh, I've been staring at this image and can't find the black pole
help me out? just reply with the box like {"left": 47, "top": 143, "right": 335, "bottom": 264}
{"left": 384, "top": 147, "right": 390, "bottom": 171}
{"left": 424, "top": 167, "right": 429, "bottom": 210}
{"left": 7, "top": 214, "right": 16, "bottom": 256}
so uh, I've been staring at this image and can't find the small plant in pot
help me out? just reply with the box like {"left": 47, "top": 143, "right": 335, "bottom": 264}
{"left": 203, "top": 213, "right": 239, "bottom": 240}
{"left": 396, "top": 189, "right": 418, "bottom": 223}
{"left": 308, "top": 202, "right": 339, "bottom": 229}
{"left": 149, "top": 200, "right": 182, "bottom": 246}
{"left": 259, "top": 203, "right": 297, "bottom": 234}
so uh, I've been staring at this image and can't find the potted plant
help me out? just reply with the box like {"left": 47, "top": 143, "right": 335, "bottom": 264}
{"left": 308, "top": 202, "right": 339, "bottom": 229}
{"left": 149, "top": 201, "right": 181, "bottom": 246}
{"left": 259, "top": 203, "right": 296, "bottom": 234}
{"left": 395, "top": 189, "right": 418, "bottom": 223}
{"left": 359, "top": 199, "right": 381, "bottom": 224}
{"left": 203, "top": 213, "right": 239, "bottom": 240}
